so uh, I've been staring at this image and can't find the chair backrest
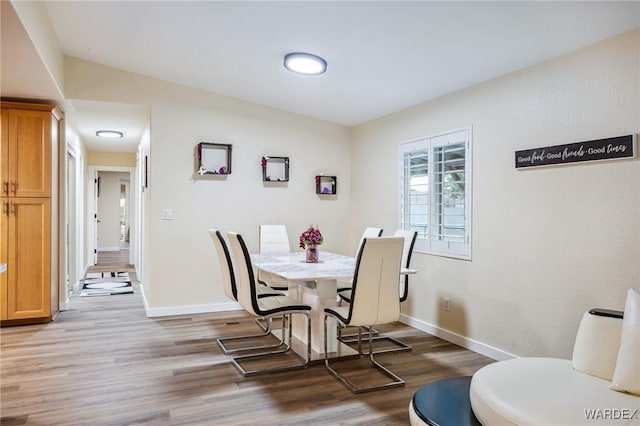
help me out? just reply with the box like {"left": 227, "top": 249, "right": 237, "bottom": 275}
{"left": 347, "top": 237, "right": 403, "bottom": 326}
{"left": 356, "top": 227, "right": 383, "bottom": 256}
{"left": 572, "top": 309, "right": 623, "bottom": 380}
{"left": 259, "top": 225, "right": 290, "bottom": 254}
{"left": 393, "top": 229, "right": 418, "bottom": 302}
{"left": 227, "top": 231, "right": 260, "bottom": 316}
{"left": 208, "top": 229, "right": 237, "bottom": 301}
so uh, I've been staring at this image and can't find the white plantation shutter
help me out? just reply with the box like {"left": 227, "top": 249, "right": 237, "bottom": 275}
{"left": 399, "top": 127, "right": 472, "bottom": 259}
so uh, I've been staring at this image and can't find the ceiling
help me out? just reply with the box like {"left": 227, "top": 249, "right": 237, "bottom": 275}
{"left": 3, "top": 1, "right": 639, "bottom": 153}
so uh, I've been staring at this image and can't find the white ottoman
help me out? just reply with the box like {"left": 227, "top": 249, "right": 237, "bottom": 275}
{"left": 470, "top": 357, "right": 640, "bottom": 425}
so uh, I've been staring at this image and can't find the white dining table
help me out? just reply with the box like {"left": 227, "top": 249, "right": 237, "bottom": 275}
{"left": 251, "top": 251, "right": 416, "bottom": 357}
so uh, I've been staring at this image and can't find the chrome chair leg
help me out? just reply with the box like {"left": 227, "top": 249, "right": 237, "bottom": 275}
{"left": 337, "top": 322, "right": 411, "bottom": 354}
{"left": 216, "top": 318, "right": 284, "bottom": 355}
{"left": 254, "top": 315, "right": 288, "bottom": 332}
{"left": 324, "top": 316, "right": 405, "bottom": 393}
{"left": 231, "top": 311, "right": 311, "bottom": 377}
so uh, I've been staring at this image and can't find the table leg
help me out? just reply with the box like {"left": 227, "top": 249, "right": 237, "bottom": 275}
{"left": 291, "top": 279, "right": 338, "bottom": 355}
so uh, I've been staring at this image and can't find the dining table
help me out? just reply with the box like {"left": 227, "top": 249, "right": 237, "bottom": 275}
{"left": 251, "top": 250, "right": 417, "bottom": 359}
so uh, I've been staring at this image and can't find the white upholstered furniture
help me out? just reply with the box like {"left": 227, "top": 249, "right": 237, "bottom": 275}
{"left": 208, "top": 229, "right": 285, "bottom": 354}
{"left": 324, "top": 237, "right": 405, "bottom": 393}
{"left": 338, "top": 229, "right": 417, "bottom": 353}
{"left": 339, "top": 229, "right": 417, "bottom": 303}
{"left": 469, "top": 307, "right": 640, "bottom": 426}
{"left": 336, "top": 227, "right": 383, "bottom": 293}
{"left": 258, "top": 224, "right": 291, "bottom": 290}
{"left": 226, "top": 232, "right": 312, "bottom": 376}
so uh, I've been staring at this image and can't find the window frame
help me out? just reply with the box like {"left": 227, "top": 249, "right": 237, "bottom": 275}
{"left": 398, "top": 126, "right": 472, "bottom": 260}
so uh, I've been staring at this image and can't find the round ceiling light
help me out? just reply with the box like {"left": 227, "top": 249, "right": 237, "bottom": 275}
{"left": 96, "top": 130, "right": 124, "bottom": 139}
{"left": 284, "top": 52, "right": 327, "bottom": 75}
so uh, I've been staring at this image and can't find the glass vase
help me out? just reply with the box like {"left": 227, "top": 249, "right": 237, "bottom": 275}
{"left": 305, "top": 244, "right": 319, "bottom": 263}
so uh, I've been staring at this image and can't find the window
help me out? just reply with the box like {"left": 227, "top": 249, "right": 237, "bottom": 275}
{"left": 399, "top": 127, "right": 472, "bottom": 259}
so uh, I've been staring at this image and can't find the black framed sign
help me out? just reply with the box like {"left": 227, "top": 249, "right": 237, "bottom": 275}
{"left": 515, "top": 134, "right": 636, "bottom": 169}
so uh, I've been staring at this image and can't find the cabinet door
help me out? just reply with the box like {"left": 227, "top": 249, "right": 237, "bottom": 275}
{"left": 7, "top": 109, "right": 51, "bottom": 198}
{"left": 6, "top": 198, "right": 51, "bottom": 320}
{"left": 0, "top": 197, "right": 7, "bottom": 320}
{"left": 1, "top": 110, "right": 8, "bottom": 197}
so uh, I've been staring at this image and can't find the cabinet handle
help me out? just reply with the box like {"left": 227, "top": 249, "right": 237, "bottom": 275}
{"left": 10, "top": 181, "right": 16, "bottom": 195}
{"left": 2, "top": 181, "right": 7, "bottom": 195}
{"left": 2, "top": 202, "right": 7, "bottom": 215}
{"left": 10, "top": 202, "right": 15, "bottom": 215}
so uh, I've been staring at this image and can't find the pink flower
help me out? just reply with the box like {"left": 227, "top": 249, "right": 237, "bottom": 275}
{"left": 299, "top": 225, "right": 324, "bottom": 249}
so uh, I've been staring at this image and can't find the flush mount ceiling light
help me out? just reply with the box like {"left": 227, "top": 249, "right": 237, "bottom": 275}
{"left": 96, "top": 130, "right": 124, "bottom": 139}
{"left": 284, "top": 52, "right": 327, "bottom": 75}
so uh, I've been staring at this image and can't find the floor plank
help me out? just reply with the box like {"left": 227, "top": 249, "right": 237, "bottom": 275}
{"left": 1, "top": 288, "right": 494, "bottom": 425}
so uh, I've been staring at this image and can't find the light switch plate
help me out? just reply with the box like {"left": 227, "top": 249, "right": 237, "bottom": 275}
{"left": 161, "top": 209, "right": 174, "bottom": 220}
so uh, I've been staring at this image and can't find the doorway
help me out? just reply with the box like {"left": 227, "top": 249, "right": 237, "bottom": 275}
{"left": 65, "top": 147, "right": 81, "bottom": 299}
{"left": 88, "top": 165, "right": 138, "bottom": 272}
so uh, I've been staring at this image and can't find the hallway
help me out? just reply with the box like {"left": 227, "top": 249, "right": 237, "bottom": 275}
{"left": 86, "top": 247, "right": 135, "bottom": 275}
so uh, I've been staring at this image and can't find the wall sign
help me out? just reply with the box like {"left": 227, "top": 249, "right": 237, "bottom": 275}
{"left": 515, "top": 134, "right": 636, "bottom": 169}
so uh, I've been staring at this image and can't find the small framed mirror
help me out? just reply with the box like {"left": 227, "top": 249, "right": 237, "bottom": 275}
{"left": 261, "top": 156, "right": 289, "bottom": 182}
{"left": 197, "top": 142, "right": 232, "bottom": 175}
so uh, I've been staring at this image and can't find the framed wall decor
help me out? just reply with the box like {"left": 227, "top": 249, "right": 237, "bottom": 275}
{"left": 315, "top": 175, "right": 337, "bottom": 194}
{"left": 261, "top": 156, "right": 289, "bottom": 182}
{"left": 196, "top": 142, "right": 232, "bottom": 175}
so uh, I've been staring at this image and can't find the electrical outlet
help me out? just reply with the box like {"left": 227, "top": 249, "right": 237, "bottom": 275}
{"left": 161, "top": 208, "right": 174, "bottom": 220}
{"left": 443, "top": 297, "right": 451, "bottom": 312}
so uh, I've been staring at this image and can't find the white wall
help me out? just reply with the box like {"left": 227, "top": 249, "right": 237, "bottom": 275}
{"left": 63, "top": 25, "right": 638, "bottom": 359}
{"left": 9, "top": 0, "right": 65, "bottom": 98}
{"left": 63, "top": 127, "right": 86, "bottom": 294}
{"left": 351, "top": 30, "right": 640, "bottom": 359}
{"left": 65, "top": 59, "right": 351, "bottom": 313}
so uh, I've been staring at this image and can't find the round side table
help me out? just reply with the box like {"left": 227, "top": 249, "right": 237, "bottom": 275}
{"left": 410, "top": 376, "right": 480, "bottom": 426}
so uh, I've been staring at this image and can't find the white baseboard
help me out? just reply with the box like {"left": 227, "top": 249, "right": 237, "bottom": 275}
{"left": 137, "top": 287, "right": 515, "bottom": 360}
{"left": 59, "top": 297, "right": 70, "bottom": 311}
{"left": 140, "top": 283, "right": 242, "bottom": 317}
{"left": 400, "top": 313, "right": 516, "bottom": 361}
{"left": 98, "top": 247, "right": 120, "bottom": 252}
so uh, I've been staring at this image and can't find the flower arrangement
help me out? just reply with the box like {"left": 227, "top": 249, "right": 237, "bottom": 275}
{"left": 299, "top": 225, "right": 324, "bottom": 249}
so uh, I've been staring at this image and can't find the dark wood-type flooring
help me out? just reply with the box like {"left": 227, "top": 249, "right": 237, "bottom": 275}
{"left": 1, "top": 255, "right": 494, "bottom": 425}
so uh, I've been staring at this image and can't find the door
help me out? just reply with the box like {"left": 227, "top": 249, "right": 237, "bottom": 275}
{"left": 1, "top": 110, "right": 8, "bottom": 196}
{"left": 66, "top": 151, "right": 77, "bottom": 296}
{"left": 7, "top": 109, "right": 51, "bottom": 198}
{"left": 93, "top": 171, "right": 99, "bottom": 265}
{"left": 6, "top": 198, "right": 51, "bottom": 319}
{"left": 0, "top": 197, "right": 8, "bottom": 320}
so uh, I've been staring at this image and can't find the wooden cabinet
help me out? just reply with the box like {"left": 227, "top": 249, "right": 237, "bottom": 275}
{"left": 1, "top": 106, "right": 52, "bottom": 198}
{"left": 0, "top": 102, "right": 59, "bottom": 324}
{"left": 1, "top": 198, "right": 51, "bottom": 319}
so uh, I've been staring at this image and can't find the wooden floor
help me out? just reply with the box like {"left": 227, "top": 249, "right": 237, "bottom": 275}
{"left": 1, "top": 288, "right": 494, "bottom": 425}
{"left": 88, "top": 248, "right": 136, "bottom": 275}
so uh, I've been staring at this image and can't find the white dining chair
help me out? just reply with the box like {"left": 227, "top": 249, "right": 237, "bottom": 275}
{"left": 395, "top": 229, "right": 418, "bottom": 303}
{"left": 338, "top": 229, "right": 417, "bottom": 353}
{"left": 336, "top": 227, "right": 383, "bottom": 293}
{"left": 227, "top": 231, "right": 312, "bottom": 376}
{"left": 208, "top": 230, "right": 285, "bottom": 354}
{"left": 324, "top": 237, "right": 405, "bottom": 393}
{"left": 258, "top": 225, "right": 291, "bottom": 290}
